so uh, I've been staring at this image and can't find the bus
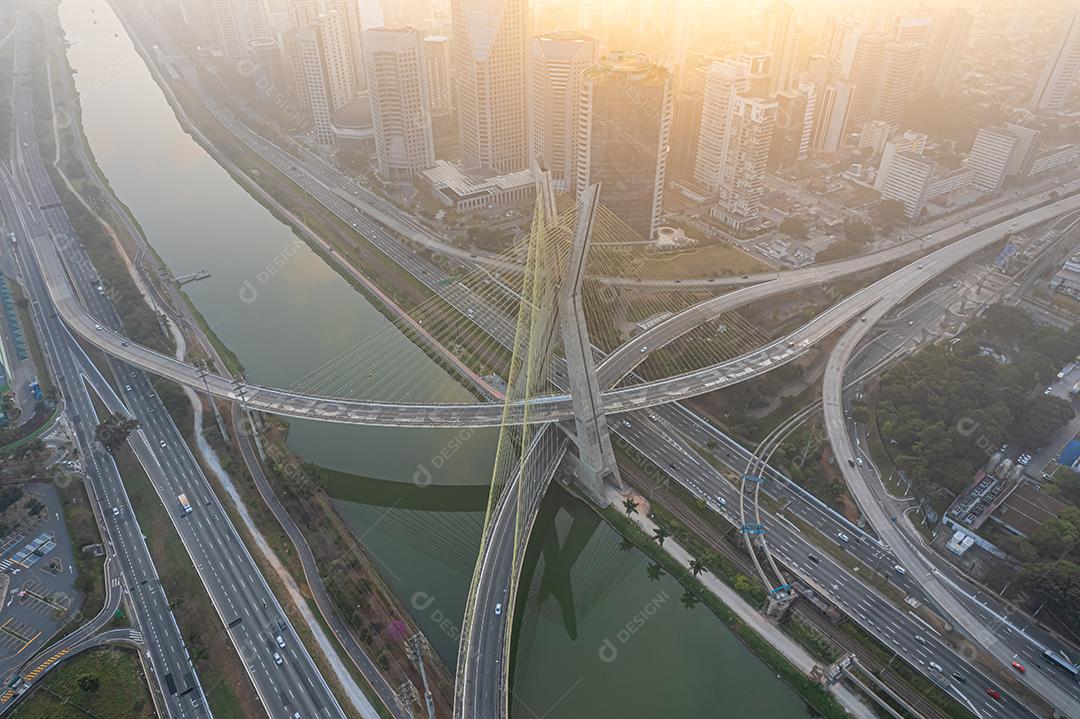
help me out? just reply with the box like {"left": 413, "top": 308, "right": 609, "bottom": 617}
{"left": 177, "top": 493, "right": 192, "bottom": 515}
{"left": 1043, "top": 650, "right": 1078, "bottom": 678}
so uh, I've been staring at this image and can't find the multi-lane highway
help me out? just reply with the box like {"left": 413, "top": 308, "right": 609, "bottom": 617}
{"left": 3, "top": 25, "right": 352, "bottom": 718}
{"left": 822, "top": 215, "right": 1080, "bottom": 718}
{"left": 0, "top": 164, "right": 208, "bottom": 716}
{"left": 58, "top": 9, "right": 1080, "bottom": 719}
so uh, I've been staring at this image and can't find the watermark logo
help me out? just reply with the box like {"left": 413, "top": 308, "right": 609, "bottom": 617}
{"left": 597, "top": 589, "right": 669, "bottom": 663}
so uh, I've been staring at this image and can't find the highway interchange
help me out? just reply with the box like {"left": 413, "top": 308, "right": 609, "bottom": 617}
{"left": 34, "top": 24, "right": 1080, "bottom": 713}
{"left": 6, "top": 4, "right": 1080, "bottom": 718}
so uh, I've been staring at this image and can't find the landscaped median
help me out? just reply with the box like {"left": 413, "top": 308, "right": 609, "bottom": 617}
{"left": 601, "top": 506, "right": 859, "bottom": 719}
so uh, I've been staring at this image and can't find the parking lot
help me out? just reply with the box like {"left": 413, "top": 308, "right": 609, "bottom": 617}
{"left": 0, "top": 483, "right": 82, "bottom": 680}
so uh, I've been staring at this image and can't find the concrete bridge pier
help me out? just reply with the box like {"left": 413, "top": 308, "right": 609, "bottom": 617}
{"left": 558, "top": 184, "right": 625, "bottom": 505}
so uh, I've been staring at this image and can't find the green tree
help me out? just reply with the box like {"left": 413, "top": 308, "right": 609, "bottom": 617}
{"left": 623, "top": 497, "right": 639, "bottom": 517}
{"left": 874, "top": 199, "right": 907, "bottom": 231}
{"left": 689, "top": 558, "right": 706, "bottom": 577}
{"left": 652, "top": 526, "right": 670, "bottom": 546}
{"left": 842, "top": 219, "right": 874, "bottom": 244}
{"left": 94, "top": 413, "right": 140, "bottom": 455}
{"left": 77, "top": 673, "right": 100, "bottom": 693}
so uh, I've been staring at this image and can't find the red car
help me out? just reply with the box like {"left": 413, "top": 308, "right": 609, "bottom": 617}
{"left": 986, "top": 688, "right": 1002, "bottom": 702}
{"left": 1011, "top": 661, "right": 1026, "bottom": 674}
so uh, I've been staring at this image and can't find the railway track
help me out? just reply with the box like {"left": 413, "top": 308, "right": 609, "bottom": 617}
{"left": 623, "top": 465, "right": 952, "bottom": 719}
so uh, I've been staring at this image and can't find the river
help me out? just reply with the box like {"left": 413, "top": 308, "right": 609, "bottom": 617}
{"left": 56, "top": 1, "right": 816, "bottom": 715}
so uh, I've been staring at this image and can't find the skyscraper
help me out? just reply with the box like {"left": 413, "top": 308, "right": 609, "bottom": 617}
{"left": 284, "top": 9, "right": 356, "bottom": 145}
{"left": 845, "top": 31, "right": 888, "bottom": 129}
{"left": 879, "top": 151, "right": 935, "bottom": 217}
{"left": 451, "top": 0, "right": 528, "bottom": 171}
{"left": 576, "top": 52, "right": 673, "bottom": 240}
{"left": 811, "top": 80, "right": 854, "bottom": 153}
{"left": 893, "top": 16, "right": 932, "bottom": 46}
{"left": 363, "top": 27, "right": 435, "bottom": 178}
{"left": 529, "top": 32, "right": 596, "bottom": 191}
{"left": 424, "top": 35, "right": 455, "bottom": 115}
{"left": 921, "top": 8, "right": 972, "bottom": 95}
{"left": 694, "top": 58, "right": 751, "bottom": 191}
{"left": 669, "top": 63, "right": 708, "bottom": 179}
{"left": 873, "top": 41, "right": 921, "bottom": 130}
{"left": 761, "top": 1, "right": 798, "bottom": 95}
{"left": 968, "top": 126, "right": 1021, "bottom": 193}
{"left": 711, "top": 96, "right": 777, "bottom": 230}
{"left": 208, "top": 0, "right": 269, "bottom": 59}
{"left": 1030, "top": 9, "right": 1080, "bottom": 111}
{"left": 767, "top": 88, "right": 808, "bottom": 170}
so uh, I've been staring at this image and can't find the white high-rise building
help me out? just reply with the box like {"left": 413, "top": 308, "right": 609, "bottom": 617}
{"left": 285, "top": 9, "right": 357, "bottom": 145}
{"left": 693, "top": 58, "right": 751, "bottom": 192}
{"left": 712, "top": 96, "right": 777, "bottom": 230}
{"left": 424, "top": 35, "right": 455, "bottom": 115}
{"left": 1030, "top": 9, "right": 1080, "bottom": 111}
{"left": 797, "top": 80, "right": 816, "bottom": 160}
{"left": 874, "top": 131, "right": 927, "bottom": 190}
{"left": 761, "top": 1, "right": 798, "bottom": 94}
{"left": 921, "top": 8, "right": 972, "bottom": 95}
{"left": 893, "top": 16, "right": 932, "bottom": 46}
{"left": 452, "top": 0, "right": 529, "bottom": 171}
{"left": 811, "top": 80, "right": 854, "bottom": 153}
{"left": 529, "top": 32, "right": 597, "bottom": 191}
{"left": 363, "top": 27, "right": 435, "bottom": 178}
{"left": 968, "top": 126, "right": 1021, "bottom": 193}
{"left": 880, "top": 151, "right": 935, "bottom": 217}
{"left": 576, "top": 52, "right": 673, "bottom": 240}
{"left": 208, "top": 0, "right": 269, "bottom": 59}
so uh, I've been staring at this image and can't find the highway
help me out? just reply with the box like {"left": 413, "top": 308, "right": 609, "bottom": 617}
{"left": 822, "top": 215, "right": 1080, "bottom": 718}
{"left": 454, "top": 429, "right": 566, "bottom": 719}
{"left": 4, "top": 26, "right": 350, "bottom": 718}
{"left": 0, "top": 165, "right": 208, "bottom": 716}
{"left": 32, "top": 179, "right": 1080, "bottom": 430}
{"left": 69, "top": 7, "right": 1080, "bottom": 716}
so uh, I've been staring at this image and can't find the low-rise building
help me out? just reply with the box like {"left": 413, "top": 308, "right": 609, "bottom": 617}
{"left": 1050, "top": 252, "right": 1080, "bottom": 298}
{"left": 422, "top": 161, "right": 535, "bottom": 211}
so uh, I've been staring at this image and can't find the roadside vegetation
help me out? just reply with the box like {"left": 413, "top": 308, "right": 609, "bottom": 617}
{"left": 10, "top": 647, "right": 154, "bottom": 719}
{"left": 862, "top": 305, "right": 1078, "bottom": 503}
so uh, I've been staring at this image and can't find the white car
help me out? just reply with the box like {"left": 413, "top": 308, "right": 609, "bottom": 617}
{"left": 494, "top": 603, "right": 502, "bottom": 616}
{"left": 276, "top": 635, "right": 285, "bottom": 648}
{"left": 837, "top": 532, "right": 850, "bottom": 543}
{"left": 159, "top": 440, "right": 167, "bottom": 449}
{"left": 273, "top": 652, "right": 283, "bottom": 665}
{"left": 639, "top": 346, "right": 648, "bottom": 353}
{"left": 112, "top": 507, "right": 120, "bottom": 517}
{"left": 894, "top": 564, "right": 907, "bottom": 575}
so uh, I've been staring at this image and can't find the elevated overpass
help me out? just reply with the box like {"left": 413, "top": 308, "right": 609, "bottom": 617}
{"left": 32, "top": 188, "right": 1080, "bottom": 428}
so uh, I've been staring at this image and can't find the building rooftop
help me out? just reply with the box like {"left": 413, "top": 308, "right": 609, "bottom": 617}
{"left": 993, "top": 482, "right": 1069, "bottom": 538}
{"left": 585, "top": 51, "right": 670, "bottom": 84}
{"left": 422, "top": 161, "right": 535, "bottom": 202}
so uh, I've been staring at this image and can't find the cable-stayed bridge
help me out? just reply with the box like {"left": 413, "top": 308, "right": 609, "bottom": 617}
{"left": 24, "top": 165, "right": 1080, "bottom": 719}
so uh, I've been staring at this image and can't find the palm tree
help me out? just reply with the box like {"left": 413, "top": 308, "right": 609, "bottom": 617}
{"left": 689, "top": 559, "right": 706, "bottom": 577}
{"left": 623, "top": 497, "right": 639, "bottom": 517}
{"left": 680, "top": 589, "right": 699, "bottom": 610}
{"left": 645, "top": 563, "right": 664, "bottom": 582}
{"left": 652, "top": 526, "right": 669, "bottom": 546}
{"left": 618, "top": 537, "right": 634, "bottom": 553}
